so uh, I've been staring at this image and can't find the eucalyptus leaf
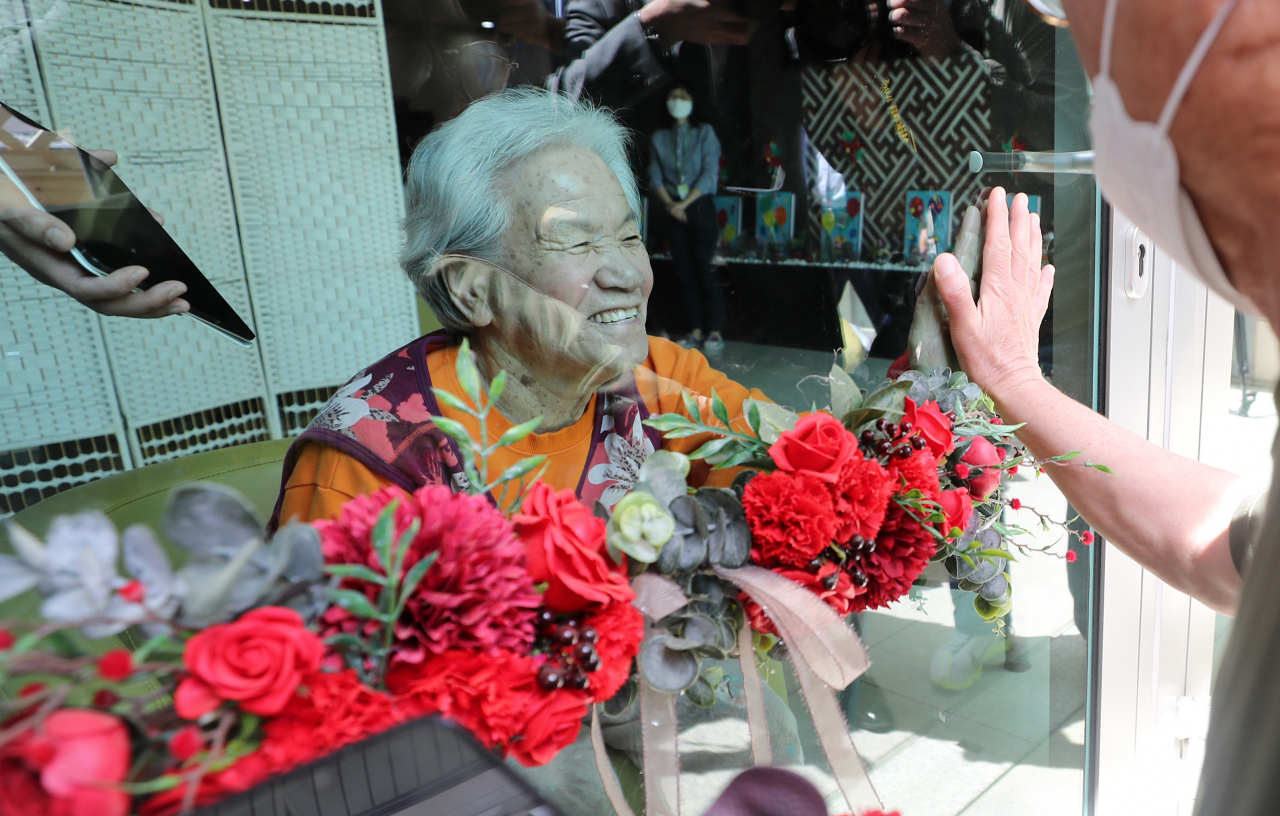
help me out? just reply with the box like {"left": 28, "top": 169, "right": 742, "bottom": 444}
{"left": 966, "top": 559, "right": 1001, "bottom": 585}
{"left": 0, "top": 555, "right": 43, "bottom": 604}
{"left": 432, "top": 388, "right": 473, "bottom": 413}
{"left": 272, "top": 523, "right": 325, "bottom": 583}
{"left": 639, "top": 450, "right": 692, "bottom": 480}
{"left": 685, "top": 675, "right": 718, "bottom": 708}
{"left": 609, "top": 532, "right": 659, "bottom": 564}
{"left": 494, "top": 417, "right": 544, "bottom": 449}
{"left": 637, "top": 469, "right": 689, "bottom": 508}
{"left": 687, "top": 436, "right": 735, "bottom": 462}
{"left": 861, "top": 380, "right": 912, "bottom": 420}
{"left": 681, "top": 614, "right": 719, "bottom": 647}
{"left": 745, "top": 399, "right": 799, "bottom": 444}
{"left": 943, "top": 555, "right": 975, "bottom": 581}
{"left": 978, "top": 572, "right": 1011, "bottom": 603}
{"left": 676, "top": 534, "right": 708, "bottom": 571}
{"left": 604, "top": 680, "right": 637, "bottom": 717}
{"left": 638, "top": 635, "right": 701, "bottom": 692}
{"left": 829, "top": 364, "right": 863, "bottom": 418}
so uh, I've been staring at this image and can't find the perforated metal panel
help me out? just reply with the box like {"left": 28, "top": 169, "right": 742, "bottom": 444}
{"left": 277, "top": 384, "right": 339, "bottom": 435}
{"left": 25, "top": 0, "right": 274, "bottom": 463}
{"left": 0, "top": 435, "right": 127, "bottom": 516}
{"left": 203, "top": 1, "right": 417, "bottom": 402}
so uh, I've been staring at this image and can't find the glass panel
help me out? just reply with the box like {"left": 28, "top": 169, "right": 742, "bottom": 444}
{"left": 1210, "top": 315, "right": 1277, "bottom": 692}
{"left": 0, "top": 1, "right": 1102, "bottom": 815}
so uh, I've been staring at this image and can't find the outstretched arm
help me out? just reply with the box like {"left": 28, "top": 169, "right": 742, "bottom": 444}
{"left": 933, "top": 188, "right": 1246, "bottom": 614}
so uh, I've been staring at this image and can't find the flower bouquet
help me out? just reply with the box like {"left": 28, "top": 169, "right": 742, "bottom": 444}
{"left": 0, "top": 344, "right": 644, "bottom": 816}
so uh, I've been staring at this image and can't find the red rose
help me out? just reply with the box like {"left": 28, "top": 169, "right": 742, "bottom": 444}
{"left": 513, "top": 482, "right": 634, "bottom": 614}
{"left": 831, "top": 453, "right": 894, "bottom": 542}
{"left": 938, "top": 488, "right": 973, "bottom": 536}
{"left": 742, "top": 471, "right": 838, "bottom": 568}
{"left": 583, "top": 601, "right": 644, "bottom": 704}
{"left": 903, "top": 398, "right": 954, "bottom": 458}
{"left": 508, "top": 687, "right": 591, "bottom": 767}
{"left": 743, "top": 563, "right": 862, "bottom": 637}
{"left": 174, "top": 607, "right": 324, "bottom": 720}
{"left": 768, "top": 413, "right": 858, "bottom": 483}
{"left": 0, "top": 709, "right": 131, "bottom": 816}
{"left": 961, "top": 436, "right": 1005, "bottom": 499}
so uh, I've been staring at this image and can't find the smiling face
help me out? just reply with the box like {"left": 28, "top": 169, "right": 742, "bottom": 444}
{"left": 494, "top": 143, "right": 653, "bottom": 370}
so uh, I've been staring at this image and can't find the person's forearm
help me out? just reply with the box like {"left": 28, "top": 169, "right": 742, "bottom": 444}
{"left": 991, "top": 375, "right": 1245, "bottom": 613}
{"left": 655, "top": 187, "right": 675, "bottom": 207}
{"left": 681, "top": 187, "right": 703, "bottom": 206}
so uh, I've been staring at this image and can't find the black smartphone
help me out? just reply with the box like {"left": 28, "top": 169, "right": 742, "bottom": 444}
{"left": 0, "top": 101, "right": 255, "bottom": 347}
{"left": 196, "top": 715, "right": 564, "bottom": 816}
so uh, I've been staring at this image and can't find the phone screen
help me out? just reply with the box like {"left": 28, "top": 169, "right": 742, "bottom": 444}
{"left": 0, "top": 102, "right": 255, "bottom": 346}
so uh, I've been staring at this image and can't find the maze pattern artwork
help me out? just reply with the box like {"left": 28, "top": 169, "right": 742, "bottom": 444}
{"left": 801, "top": 55, "right": 992, "bottom": 256}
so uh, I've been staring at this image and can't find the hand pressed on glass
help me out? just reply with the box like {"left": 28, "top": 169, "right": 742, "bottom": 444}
{"left": 932, "top": 187, "right": 1055, "bottom": 406}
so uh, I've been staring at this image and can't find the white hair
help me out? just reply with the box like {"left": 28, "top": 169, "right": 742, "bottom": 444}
{"left": 401, "top": 87, "right": 641, "bottom": 330}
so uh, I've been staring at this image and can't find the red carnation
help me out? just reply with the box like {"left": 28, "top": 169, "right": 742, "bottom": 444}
{"left": 315, "top": 485, "right": 542, "bottom": 665}
{"left": 389, "top": 650, "right": 589, "bottom": 766}
{"left": 513, "top": 482, "right": 634, "bottom": 614}
{"left": 583, "top": 602, "right": 644, "bottom": 703}
{"left": 0, "top": 709, "right": 131, "bottom": 816}
{"left": 831, "top": 453, "right": 894, "bottom": 542}
{"left": 742, "top": 471, "right": 838, "bottom": 568}
{"left": 743, "top": 563, "right": 862, "bottom": 637}
{"left": 849, "top": 505, "right": 937, "bottom": 612}
{"left": 903, "top": 398, "right": 954, "bottom": 458}
{"left": 890, "top": 448, "right": 943, "bottom": 498}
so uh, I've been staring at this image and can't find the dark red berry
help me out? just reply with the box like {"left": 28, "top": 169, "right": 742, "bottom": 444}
{"left": 535, "top": 609, "right": 556, "bottom": 634}
{"left": 875, "top": 418, "right": 889, "bottom": 432}
{"left": 566, "top": 616, "right": 585, "bottom": 628}
{"left": 807, "top": 558, "right": 824, "bottom": 571}
{"left": 578, "top": 627, "right": 599, "bottom": 645}
{"left": 850, "top": 567, "right": 869, "bottom": 588}
{"left": 860, "top": 430, "right": 875, "bottom": 445}
{"left": 911, "top": 437, "right": 927, "bottom": 450}
{"left": 92, "top": 689, "right": 121, "bottom": 708}
{"left": 821, "top": 572, "right": 839, "bottom": 591}
{"left": 876, "top": 441, "right": 892, "bottom": 457}
{"left": 564, "top": 668, "right": 591, "bottom": 690}
{"left": 900, "top": 422, "right": 913, "bottom": 435}
{"left": 537, "top": 663, "right": 565, "bottom": 690}
{"left": 885, "top": 423, "right": 899, "bottom": 438}
{"left": 893, "top": 446, "right": 913, "bottom": 459}
{"left": 861, "top": 539, "right": 876, "bottom": 555}
{"left": 849, "top": 534, "right": 865, "bottom": 548}
{"left": 554, "top": 625, "right": 579, "bottom": 647}
{"left": 573, "top": 642, "right": 597, "bottom": 662}
{"left": 583, "top": 652, "right": 602, "bottom": 672}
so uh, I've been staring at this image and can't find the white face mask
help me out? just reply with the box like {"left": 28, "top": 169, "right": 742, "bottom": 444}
{"left": 1088, "top": 0, "right": 1257, "bottom": 315}
{"left": 667, "top": 98, "right": 693, "bottom": 120}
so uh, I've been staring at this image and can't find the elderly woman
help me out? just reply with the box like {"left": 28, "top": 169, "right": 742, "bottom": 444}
{"left": 270, "top": 88, "right": 766, "bottom": 529}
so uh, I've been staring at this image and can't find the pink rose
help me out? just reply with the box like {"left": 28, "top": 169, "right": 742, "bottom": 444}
{"left": 0, "top": 709, "right": 131, "bottom": 816}
{"left": 961, "top": 437, "right": 1005, "bottom": 499}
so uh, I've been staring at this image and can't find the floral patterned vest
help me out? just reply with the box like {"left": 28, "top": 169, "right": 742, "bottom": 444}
{"left": 268, "top": 332, "right": 663, "bottom": 532}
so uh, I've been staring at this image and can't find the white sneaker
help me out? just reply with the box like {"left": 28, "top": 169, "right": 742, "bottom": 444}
{"left": 930, "top": 632, "right": 1007, "bottom": 691}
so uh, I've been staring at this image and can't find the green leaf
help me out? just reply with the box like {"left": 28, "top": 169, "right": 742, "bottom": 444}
{"left": 372, "top": 501, "right": 399, "bottom": 572}
{"left": 861, "top": 380, "right": 912, "bottom": 419}
{"left": 491, "top": 455, "right": 548, "bottom": 488}
{"left": 432, "top": 388, "right": 473, "bottom": 414}
{"left": 682, "top": 390, "right": 703, "bottom": 424}
{"left": 455, "top": 338, "right": 483, "bottom": 406}
{"left": 655, "top": 426, "right": 709, "bottom": 439}
{"left": 396, "top": 552, "right": 439, "bottom": 615}
{"left": 327, "top": 587, "right": 383, "bottom": 621}
{"left": 431, "top": 416, "right": 475, "bottom": 449}
{"left": 746, "top": 399, "right": 799, "bottom": 444}
{"left": 687, "top": 436, "right": 735, "bottom": 462}
{"left": 967, "top": 548, "right": 1017, "bottom": 562}
{"left": 131, "top": 633, "right": 178, "bottom": 664}
{"left": 324, "top": 564, "right": 390, "bottom": 585}
{"left": 685, "top": 675, "right": 718, "bottom": 708}
{"left": 1085, "top": 462, "right": 1114, "bottom": 474}
{"left": 493, "top": 416, "right": 543, "bottom": 449}
{"left": 711, "top": 389, "right": 732, "bottom": 429}
{"left": 829, "top": 364, "right": 863, "bottom": 418}
{"left": 120, "top": 776, "right": 186, "bottom": 794}
{"left": 644, "top": 414, "right": 700, "bottom": 432}
{"left": 841, "top": 406, "right": 889, "bottom": 432}
{"left": 1047, "top": 451, "right": 1082, "bottom": 462}
{"left": 488, "top": 369, "right": 508, "bottom": 403}
{"left": 325, "top": 633, "right": 369, "bottom": 652}
{"left": 392, "top": 517, "right": 421, "bottom": 583}
{"left": 714, "top": 446, "right": 761, "bottom": 470}
{"left": 746, "top": 400, "right": 762, "bottom": 437}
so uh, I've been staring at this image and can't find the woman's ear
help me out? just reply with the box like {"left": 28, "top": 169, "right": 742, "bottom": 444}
{"left": 435, "top": 256, "right": 495, "bottom": 328}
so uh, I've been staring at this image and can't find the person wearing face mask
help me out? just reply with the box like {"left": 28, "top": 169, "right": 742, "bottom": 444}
{"left": 926, "top": 0, "right": 1280, "bottom": 810}
{"left": 649, "top": 84, "right": 725, "bottom": 352}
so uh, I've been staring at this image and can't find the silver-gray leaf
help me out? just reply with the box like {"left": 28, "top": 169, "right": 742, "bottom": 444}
{"left": 271, "top": 523, "right": 325, "bottom": 583}
{"left": 46, "top": 512, "right": 118, "bottom": 586}
{"left": 123, "top": 525, "right": 177, "bottom": 598}
{"left": 638, "top": 635, "right": 701, "bottom": 693}
{"left": 163, "top": 483, "right": 264, "bottom": 559}
{"left": 0, "top": 555, "right": 40, "bottom": 604}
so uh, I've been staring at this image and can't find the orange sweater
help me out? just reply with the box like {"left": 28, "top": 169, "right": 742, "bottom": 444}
{"left": 278, "top": 336, "right": 769, "bottom": 524}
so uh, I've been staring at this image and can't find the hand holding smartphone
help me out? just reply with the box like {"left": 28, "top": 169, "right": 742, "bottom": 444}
{"left": 0, "top": 101, "right": 255, "bottom": 345}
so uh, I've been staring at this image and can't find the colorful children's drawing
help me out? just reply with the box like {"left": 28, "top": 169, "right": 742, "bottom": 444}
{"left": 714, "top": 196, "right": 742, "bottom": 256}
{"left": 904, "top": 190, "right": 951, "bottom": 263}
{"left": 820, "top": 191, "right": 864, "bottom": 262}
{"left": 756, "top": 192, "right": 795, "bottom": 248}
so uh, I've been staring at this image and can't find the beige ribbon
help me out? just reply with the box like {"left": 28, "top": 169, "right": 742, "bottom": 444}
{"left": 715, "top": 564, "right": 882, "bottom": 812}
{"left": 591, "top": 704, "right": 637, "bottom": 816}
{"left": 737, "top": 622, "right": 773, "bottom": 767}
{"left": 639, "top": 674, "right": 681, "bottom": 816}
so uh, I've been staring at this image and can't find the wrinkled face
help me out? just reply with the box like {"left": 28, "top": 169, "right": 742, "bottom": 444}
{"left": 496, "top": 144, "right": 653, "bottom": 370}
